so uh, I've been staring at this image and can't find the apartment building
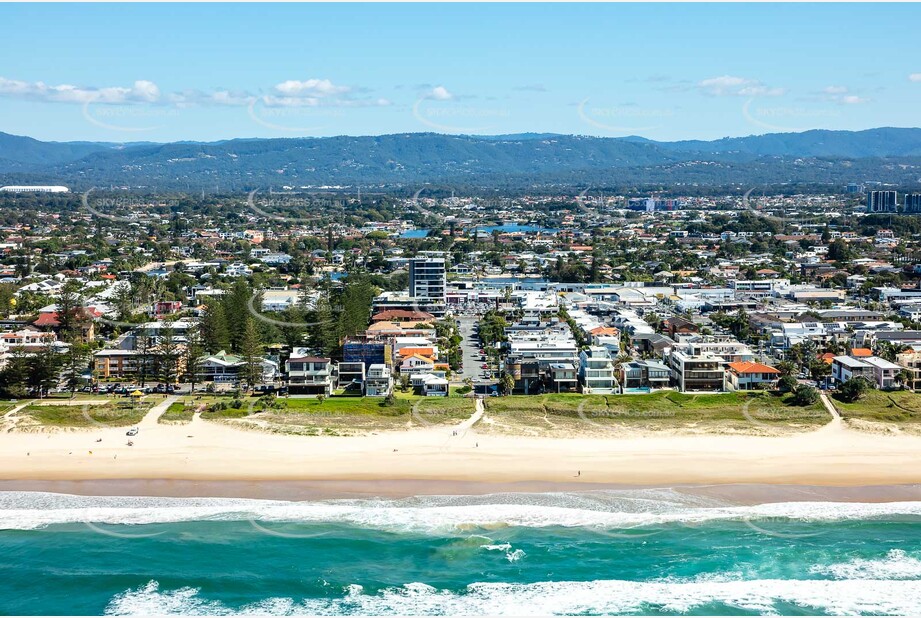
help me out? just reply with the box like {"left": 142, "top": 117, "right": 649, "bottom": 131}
{"left": 408, "top": 251, "right": 447, "bottom": 315}
{"left": 673, "top": 335, "right": 754, "bottom": 363}
{"left": 668, "top": 350, "right": 726, "bottom": 392}
{"left": 730, "top": 279, "right": 790, "bottom": 298}
{"left": 94, "top": 348, "right": 141, "bottom": 379}
{"left": 896, "top": 349, "right": 921, "bottom": 390}
{"left": 506, "top": 331, "right": 579, "bottom": 368}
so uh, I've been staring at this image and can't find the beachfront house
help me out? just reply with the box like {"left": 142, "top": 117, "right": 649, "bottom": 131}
{"left": 548, "top": 362, "right": 578, "bottom": 393}
{"left": 831, "top": 355, "right": 875, "bottom": 385}
{"left": 578, "top": 346, "right": 618, "bottom": 394}
{"left": 620, "top": 360, "right": 671, "bottom": 393}
{"left": 365, "top": 364, "right": 393, "bottom": 397}
{"left": 725, "top": 361, "right": 781, "bottom": 391}
{"left": 420, "top": 373, "right": 449, "bottom": 397}
{"left": 200, "top": 350, "right": 279, "bottom": 385}
{"left": 860, "top": 356, "right": 901, "bottom": 390}
{"left": 286, "top": 349, "right": 333, "bottom": 396}
{"left": 336, "top": 361, "right": 366, "bottom": 393}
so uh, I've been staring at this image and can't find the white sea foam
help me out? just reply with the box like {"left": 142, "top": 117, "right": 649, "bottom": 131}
{"left": 104, "top": 578, "right": 921, "bottom": 616}
{"left": 480, "top": 541, "right": 525, "bottom": 562}
{"left": 811, "top": 549, "right": 921, "bottom": 580}
{"left": 1, "top": 490, "right": 920, "bottom": 534}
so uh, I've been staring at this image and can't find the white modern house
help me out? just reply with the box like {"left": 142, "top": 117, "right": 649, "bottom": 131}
{"left": 578, "top": 346, "right": 619, "bottom": 394}
{"left": 419, "top": 373, "right": 449, "bottom": 397}
{"left": 365, "top": 364, "right": 393, "bottom": 397}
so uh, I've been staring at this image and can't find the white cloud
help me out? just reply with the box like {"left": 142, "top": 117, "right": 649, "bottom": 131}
{"left": 910, "top": 73, "right": 921, "bottom": 82}
{"left": 816, "top": 85, "right": 869, "bottom": 105}
{"left": 429, "top": 86, "right": 453, "bottom": 101}
{"left": 698, "top": 75, "right": 785, "bottom": 97}
{"left": 0, "top": 77, "right": 161, "bottom": 104}
{"left": 0, "top": 75, "right": 389, "bottom": 110}
{"left": 273, "top": 79, "right": 351, "bottom": 98}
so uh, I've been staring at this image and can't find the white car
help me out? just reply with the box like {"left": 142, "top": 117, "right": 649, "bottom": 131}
{"left": 126, "top": 427, "right": 139, "bottom": 437}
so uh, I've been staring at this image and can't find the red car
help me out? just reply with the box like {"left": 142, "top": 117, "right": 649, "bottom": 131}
{"left": 481, "top": 363, "right": 489, "bottom": 369}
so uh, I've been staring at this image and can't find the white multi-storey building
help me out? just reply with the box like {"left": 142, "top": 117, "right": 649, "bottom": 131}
{"left": 578, "top": 346, "right": 618, "bottom": 394}
{"left": 409, "top": 252, "right": 447, "bottom": 305}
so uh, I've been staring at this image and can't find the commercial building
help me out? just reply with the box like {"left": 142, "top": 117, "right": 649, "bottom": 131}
{"left": 866, "top": 190, "right": 898, "bottom": 213}
{"left": 905, "top": 193, "right": 921, "bottom": 214}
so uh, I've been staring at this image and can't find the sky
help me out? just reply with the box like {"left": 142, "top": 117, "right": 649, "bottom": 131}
{"left": 0, "top": 3, "right": 919, "bottom": 143}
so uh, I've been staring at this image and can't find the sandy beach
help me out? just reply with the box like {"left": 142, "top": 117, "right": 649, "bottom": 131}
{"left": 3, "top": 396, "right": 921, "bottom": 492}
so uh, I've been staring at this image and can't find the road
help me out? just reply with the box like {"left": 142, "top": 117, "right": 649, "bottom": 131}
{"left": 454, "top": 315, "right": 483, "bottom": 383}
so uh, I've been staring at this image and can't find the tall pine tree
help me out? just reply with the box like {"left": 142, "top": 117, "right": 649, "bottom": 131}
{"left": 239, "top": 317, "right": 264, "bottom": 389}
{"left": 200, "top": 302, "right": 230, "bottom": 353}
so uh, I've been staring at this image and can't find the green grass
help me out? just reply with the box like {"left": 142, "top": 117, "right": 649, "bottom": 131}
{"left": 23, "top": 402, "right": 149, "bottom": 427}
{"left": 200, "top": 393, "right": 475, "bottom": 434}
{"left": 831, "top": 389, "right": 921, "bottom": 425}
{"left": 482, "top": 391, "right": 829, "bottom": 436}
{"left": 159, "top": 402, "right": 195, "bottom": 423}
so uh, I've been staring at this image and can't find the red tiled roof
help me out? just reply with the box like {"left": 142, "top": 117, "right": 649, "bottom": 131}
{"left": 727, "top": 361, "right": 780, "bottom": 375}
{"left": 371, "top": 309, "right": 435, "bottom": 321}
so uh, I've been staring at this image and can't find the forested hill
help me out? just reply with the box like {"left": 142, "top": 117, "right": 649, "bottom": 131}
{"left": 1, "top": 128, "right": 919, "bottom": 192}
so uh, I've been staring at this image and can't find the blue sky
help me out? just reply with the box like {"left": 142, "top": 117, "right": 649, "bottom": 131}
{"left": 1, "top": 3, "right": 919, "bottom": 143}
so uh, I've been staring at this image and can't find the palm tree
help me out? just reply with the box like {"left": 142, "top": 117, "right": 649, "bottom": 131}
{"left": 897, "top": 369, "right": 915, "bottom": 391}
{"left": 501, "top": 372, "right": 515, "bottom": 396}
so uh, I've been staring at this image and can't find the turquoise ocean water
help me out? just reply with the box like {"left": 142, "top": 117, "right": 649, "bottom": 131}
{"left": 1, "top": 489, "right": 921, "bottom": 615}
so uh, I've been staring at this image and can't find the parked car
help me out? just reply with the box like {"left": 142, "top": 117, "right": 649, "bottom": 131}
{"left": 126, "top": 427, "right": 139, "bottom": 437}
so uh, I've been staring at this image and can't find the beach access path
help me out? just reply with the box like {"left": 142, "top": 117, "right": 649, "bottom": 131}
{"left": 3, "top": 392, "right": 921, "bottom": 487}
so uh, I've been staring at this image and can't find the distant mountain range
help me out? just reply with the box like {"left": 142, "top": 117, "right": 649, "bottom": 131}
{"left": 1, "top": 128, "right": 920, "bottom": 192}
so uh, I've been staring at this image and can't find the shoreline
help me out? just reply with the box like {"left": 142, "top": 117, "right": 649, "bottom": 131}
{"left": 1, "top": 478, "right": 921, "bottom": 505}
